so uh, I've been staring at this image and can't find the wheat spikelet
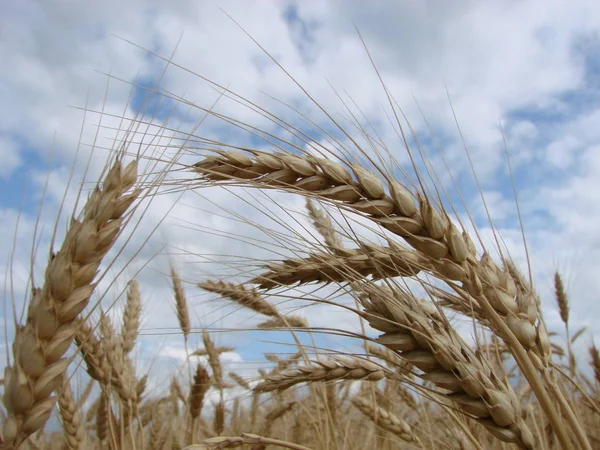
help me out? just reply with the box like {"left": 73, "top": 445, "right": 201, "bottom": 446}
{"left": 75, "top": 321, "right": 111, "bottom": 387}
{"left": 254, "top": 357, "right": 384, "bottom": 393}
{"left": 199, "top": 280, "right": 278, "bottom": 317}
{"left": 189, "top": 364, "right": 210, "bottom": 421}
{"left": 148, "top": 401, "right": 169, "bottom": 450}
{"left": 193, "top": 151, "right": 549, "bottom": 365}
{"left": 213, "top": 401, "right": 225, "bottom": 436}
{"left": 1, "top": 157, "right": 139, "bottom": 448}
{"left": 250, "top": 244, "right": 422, "bottom": 289}
{"left": 121, "top": 279, "right": 141, "bottom": 355}
{"left": 202, "top": 332, "right": 224, "bottom": 390}
{"left": 249, "top": 402, "right": 297, "bottom": 450}
{"left": 198, "top": 280, "right": 307, "bottom": 330}
{"left": 228, "top": 373, "right": 250, "bottom": 391}
{"left": 554, "top": 272, "right": 569, "bottom": 326}
{"left": 58, "top": 375, "right": 85, "bottom": 450}
{"left": 305, "top": 199, "right": 343, "bottom": 251}
{"left": 172, "top": 267, "right": 191, "bottom": 342}
{"left": 257, "top": 317, "right": 308, "bottom": 329}
{"left": 351, "top": 395, "right": 414, "bottom": 442}
{"left": 136, "top": 374, "right": 148, "bottom": 401}
{"left": 95, "top": 392, "right": 109, "bottom": 443}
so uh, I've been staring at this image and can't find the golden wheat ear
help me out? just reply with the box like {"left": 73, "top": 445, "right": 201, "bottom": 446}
{"left": 1, "top": 156, "right": 140, "bottom": 447}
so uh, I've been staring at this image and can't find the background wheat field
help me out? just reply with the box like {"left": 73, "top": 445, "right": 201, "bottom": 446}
{"left": 1, "top": 1, "right": 600, "bottom": 449}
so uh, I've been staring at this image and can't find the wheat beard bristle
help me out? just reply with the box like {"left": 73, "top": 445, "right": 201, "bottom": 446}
{"left": 1, "top": 158, "right": 139, "bottom": 448}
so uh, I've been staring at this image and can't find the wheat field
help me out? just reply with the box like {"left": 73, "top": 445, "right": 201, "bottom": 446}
{"left": 2, "top": 8, "right": 600, "bottom": 450}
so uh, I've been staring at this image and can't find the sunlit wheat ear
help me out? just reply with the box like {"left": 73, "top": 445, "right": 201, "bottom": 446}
{"left": 356, "top": 282, "right": 535, "bottom": 449}
{"left": 1, "top": 157, "right": 139, "bottom": 448}
{"left": 351, "top": 395, "right": 415, "bottom": 443}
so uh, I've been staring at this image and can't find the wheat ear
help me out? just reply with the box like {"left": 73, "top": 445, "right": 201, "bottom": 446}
{"left": 1, "top": 158, "right": 138, "bottom": 448}
{"left": 198, "top": 280, "right": 307, "bottom": 329}
{"left": 250, "top": 243, "right": 422, "bottom": 289}
{"left": 254, "top": 357, "right": 384, "bottom": 393}
{"left": 305, "top": 199, "right": 343, "bottom": 251}
{"left": 357, "top": 282, "right": 535, "bottom": 449}
{"left": 351, "top": 396, "right": 415, "bottom": 443}
{"left": 188, "top": 363, "right": 210, "bottom": 444}
{"left": 58, "top": 375, "right": 85, "bottom": 450}
{"left": 171, "top": 267, "right": 191, "bottom": 342}
{"left": 121, "top": 279, "right": 141, "bottom": 355}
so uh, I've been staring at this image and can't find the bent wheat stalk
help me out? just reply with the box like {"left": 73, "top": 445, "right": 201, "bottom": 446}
{"left": 192, "top": 150, "right": 546, "bottom": 358}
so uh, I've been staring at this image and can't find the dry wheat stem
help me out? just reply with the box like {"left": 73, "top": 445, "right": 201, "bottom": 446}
{"left": 1, "top": 157, "right": 139, "bottom": 448}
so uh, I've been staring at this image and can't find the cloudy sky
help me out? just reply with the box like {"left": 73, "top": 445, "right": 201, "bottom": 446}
{"left": 2, "top": 0, "right": 600, "bottom": 392}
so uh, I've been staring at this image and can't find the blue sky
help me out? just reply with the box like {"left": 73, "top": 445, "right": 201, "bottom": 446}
{"left": 2, "top": 0, "right": 600, "bottom": 391}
